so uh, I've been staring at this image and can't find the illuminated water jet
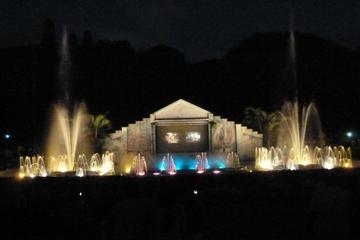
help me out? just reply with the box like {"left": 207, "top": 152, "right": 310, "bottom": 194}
{"left": 255, "top": 147, "right": 275, "bottom": 170}
{"left": 46, "top": 27, "right": 92, "bottom": 172}
{"left": 100, "top": 151, "right": 115, "bottom": 175}
{"left": 225, "top": 152, "right": 240, "bottom": 169}
{"left": 46, "top": 103, "right": 90, "bottom": 172}
{"left": 75, "top": 154, "right": 88, "bottom": 177}
{"left": 19, "top": 155, "right": 47, "bottom": 177}
{"left": 161, "top": 153, "right": 176, "bottom": 175}
{"left": 195, "top": 152, "right": 208, "bottom": 173}
{"left": 277, "top": 101, "right": 322, "bottom": 167}
{"left": 89, "top": 153, "right": 101, "bottom": 172}
{"left": 256, "top": 145, "right": 352, "bottom": 171}
{"left": 131, "top": 153, "right": 147, "bottom": 176}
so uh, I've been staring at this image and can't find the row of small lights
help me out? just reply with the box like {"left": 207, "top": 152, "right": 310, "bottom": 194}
{"left": 18, "top": 169, "right": 224, "bottom": 179}
{"left": 78, "top": 190, "right": 199, "bottom": 197}
{"left": 77, "top": 168, "right": 224, "bottom": 177}
{"left": 17, "top": 130, "right": 355, "bottom": 179}
{"left": 145, "top": 169, "right": 222, "bottom": 176}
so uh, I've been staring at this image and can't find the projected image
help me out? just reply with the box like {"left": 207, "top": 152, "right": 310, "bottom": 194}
{"left": 186, "top": 132, "right": 201, "bottom": 143}
{"left": 156, "top": 125, "right": 209, "bottom": 153}
{"left": 165, "top": 132, "right": 179, "bottom": 144}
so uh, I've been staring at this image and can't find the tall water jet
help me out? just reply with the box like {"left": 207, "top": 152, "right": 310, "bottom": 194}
{"left": 289, "top": 11, "right": 297, "bottom": 97}
{"left": 59, "top": 26, "right": 71, "bottom": 105}
{"left": 46, "top": 27, "right": 92, "bottom": 172}
{"left": 264, "top": 10, "right": 324, "bottom": 169}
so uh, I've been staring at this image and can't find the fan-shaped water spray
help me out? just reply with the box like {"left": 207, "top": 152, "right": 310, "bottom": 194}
{"left": 277, "top": 100, "right": 323, "bottom": 166}
{"left": 46, "top": 103, "right": 90, "bottom": 172}
{"left": 254, "top": 100, "right": 326, "bottom": 171}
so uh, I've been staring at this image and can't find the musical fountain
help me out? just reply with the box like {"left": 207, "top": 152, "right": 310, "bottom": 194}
{"left": 75, "top": 154, "right": 88, "bottom": 177}
{"left": 18, "top": 27, "right": 105, "bottom": 178}
{"left": 161, "top": 153, "right": 177, "bottom": 175}
{"left": 225, "top": 152, "right": 240, "bottom": 169}
{"left": 195, "top": 152, "right": 209, "bottom": 174}
{"left": 45, "top": 27, "right": 92, "bottom": 174}
{"left": 16, "top": 20, "right": 354, "bottom": 178}
{"left": 100, "top": 151, "right": 115, "bottom": 175}
{"left": 89, "top": 153, "right": 101, "bottom": 172}
{"left": 254, "top": 18, "right": 353, "bottom": 171}
{"left": 318, "top": 146, "right": 352, "bottom": 169}
{"left": 46, "top": 103, "right": 90, "bottom": 173}
{"left": 131, "top": 153, "right": 147, "bottom": 176}
{"left": 20, "top": 151, "right": 115, "bottom": 177}
{"left": 255, "top": 101, "right": 353, "bottom": 171}
{"left": 19, "top": 155, "right": 47, "bottom": 178}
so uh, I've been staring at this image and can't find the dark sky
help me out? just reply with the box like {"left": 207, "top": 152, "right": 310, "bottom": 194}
{"left": 1, "top": 0, "right": 360, "bottom": 62}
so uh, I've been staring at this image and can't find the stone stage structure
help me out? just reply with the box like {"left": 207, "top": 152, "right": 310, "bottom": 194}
{"left": 110, "top": 99, "right": 262, "bottom": 171}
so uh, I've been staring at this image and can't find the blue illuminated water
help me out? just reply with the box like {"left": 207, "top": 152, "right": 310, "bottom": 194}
{"left": 156, "top": 154, "right": 226, "bottom": 171}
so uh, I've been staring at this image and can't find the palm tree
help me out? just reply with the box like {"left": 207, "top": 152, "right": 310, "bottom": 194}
{"left": 266, "top": 112, "right": 282, "bottom": 146}
{"left": 242, "top": 107, "right": 281, "bottom": 146}
{"left": 90, "top": 114, "right": 111, "bottom": 139}
{"left": 243, "top": 107, "right": 268, "bottom": 133}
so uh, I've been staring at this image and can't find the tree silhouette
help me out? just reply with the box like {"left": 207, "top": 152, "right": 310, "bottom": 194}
{"left": 69, "top": 33, "right": 78, "bottom": 51}
{"left": 40, "top": 18, "right": 57, "bottom": 65}
{"left": 41, "top": 18, "right": 56, "bottom": 50}
{"left": 82, "top": 30, "right": 94, "bottom": 46}
{"left": 243, "top": 106, "right": 281, "bottom": 146}
{"left": 90, "top": 114, "right": 111, "bottom": 139}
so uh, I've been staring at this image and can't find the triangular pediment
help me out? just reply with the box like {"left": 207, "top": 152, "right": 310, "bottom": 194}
{"left": 154, "top": 99, "right": 210, "bottom": 119}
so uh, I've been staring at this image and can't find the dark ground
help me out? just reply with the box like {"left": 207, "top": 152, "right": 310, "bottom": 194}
{"left": 0, "top": 169, "right": 359, "bottom": 240}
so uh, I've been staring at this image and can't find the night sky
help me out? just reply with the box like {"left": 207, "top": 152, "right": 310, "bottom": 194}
{"left": 1, "top": 0, "right": 360, "bottom": 62}
{"left": 1, "top": 0, "right": 360, "bottom": 153}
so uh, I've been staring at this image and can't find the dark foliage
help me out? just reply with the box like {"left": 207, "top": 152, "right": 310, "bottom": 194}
{"left": 1, "top": 27, "right": 359, "bottom": 157}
